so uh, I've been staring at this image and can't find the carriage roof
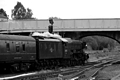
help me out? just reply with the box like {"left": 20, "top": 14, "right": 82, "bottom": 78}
{"left": 0, "top": 34, "right": 35, "bottom": 41}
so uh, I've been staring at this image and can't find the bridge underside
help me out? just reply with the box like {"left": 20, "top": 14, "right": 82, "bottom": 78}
{"left": 58, "top": 31, "right": 120, "bottom": 43}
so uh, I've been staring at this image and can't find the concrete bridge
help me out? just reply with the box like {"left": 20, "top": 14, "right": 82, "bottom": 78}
{"left": 1, "top": 18, "right": 120, "bottom": 42}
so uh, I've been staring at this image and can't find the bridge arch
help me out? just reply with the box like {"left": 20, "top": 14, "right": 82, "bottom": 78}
{"left": 76, "top": 33, "right": 120, "bottom": 50}
{"left": 78, "top": 33, "right": 120, "bottom": 44}
{"left": 61, "top": 31, "right": 120, "bottom": 44}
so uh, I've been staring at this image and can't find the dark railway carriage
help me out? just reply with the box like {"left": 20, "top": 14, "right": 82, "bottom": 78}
{"left": 0, "top": 34, "right": 36, "bottom": 72}
{"left": 37, "top": 38, "right": 63, "bottom": 59}
{"left": 36, "top": 38, "right": 64, "bottom": 68}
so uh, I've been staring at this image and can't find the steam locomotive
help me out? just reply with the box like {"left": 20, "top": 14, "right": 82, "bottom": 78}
{"left": 0, "top": 33, "right": 89, "bottom": 72}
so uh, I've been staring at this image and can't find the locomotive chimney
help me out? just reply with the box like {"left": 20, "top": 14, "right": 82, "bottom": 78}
{"left": 48, "top": 18, "right": 54, "bottom": 34}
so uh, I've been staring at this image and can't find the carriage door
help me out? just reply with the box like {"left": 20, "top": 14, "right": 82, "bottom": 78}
{"left": 16, "top": 42, "right": 20, "bottom": 53}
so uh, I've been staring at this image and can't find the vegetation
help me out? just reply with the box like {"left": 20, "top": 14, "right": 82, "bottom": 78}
{"left": 81, "top": 36, "right": 117, "bottom": 50}
{"left": 11, "top": 2, "right": 34, "bottom": 20}
{"left": 0, "top": 8, "right": 8, "bottom": 18}
{"left": 49, "top": 17, "right": 61, "bottom": 20}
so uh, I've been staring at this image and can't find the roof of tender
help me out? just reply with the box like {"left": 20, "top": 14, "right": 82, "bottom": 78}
{"left": 0, "top": 34, "right": 35, "bottom": 41}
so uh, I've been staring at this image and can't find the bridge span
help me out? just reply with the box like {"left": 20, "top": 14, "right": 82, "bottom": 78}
{"left": 1, "top": 18, "right": 120, "bottom": 42}
{"left": 0, "top": 18, "right": 120, "bottom": 32}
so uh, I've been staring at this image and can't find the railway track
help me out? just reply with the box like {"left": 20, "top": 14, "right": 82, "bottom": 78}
{"left": 0, "top": 62, "right": 97, "bottom": 80}
{"left": 67, "top": 59, "right": 120, "bottom": 80}
{"left": 0, "top": 57, "right": 115, "bottom": 80}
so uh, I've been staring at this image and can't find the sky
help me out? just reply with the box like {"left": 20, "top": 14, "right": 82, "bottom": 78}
{"left": 0, "top": 0, "right": 120, "bottom": 19}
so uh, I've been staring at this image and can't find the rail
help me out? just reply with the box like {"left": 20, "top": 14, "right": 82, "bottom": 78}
{"left": 0, "top": 57, "right": 116, "bottom": 80}
{"left": 68, "top": 60, "right": 120, "bottom": 80}
{"left": 0, "top": 62, "right": 97, "bottom": 80}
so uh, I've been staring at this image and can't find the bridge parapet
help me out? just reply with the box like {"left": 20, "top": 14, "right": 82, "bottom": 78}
{"left": 0, "top": 18, "right": 120, "bottom": 33}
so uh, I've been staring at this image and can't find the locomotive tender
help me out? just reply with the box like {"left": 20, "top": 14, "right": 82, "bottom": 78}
{"left": 0, "top": 33, "right": 88, "bottom": 72}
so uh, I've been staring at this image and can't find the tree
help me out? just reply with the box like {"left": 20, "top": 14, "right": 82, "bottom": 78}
{"left": 0, "top": 8, "right": 8, "bottom": 19}
{"left": 25, "top": 8, "right": 33, "bottom": 19}
{"left": 11, "top": 2, "right": 26, "bottom": 19}
{"left": 49, "top": 17, "right": 61, "bottom": 20}
{"left": 11, "top": 2, "right": 34, "bottom": 20}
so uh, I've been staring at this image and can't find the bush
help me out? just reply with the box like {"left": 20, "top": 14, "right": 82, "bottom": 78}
{"left": 82, "top": 36, "right": 116, "bottom": 50}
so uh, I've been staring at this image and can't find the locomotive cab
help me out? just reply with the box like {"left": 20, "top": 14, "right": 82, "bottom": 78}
{"left": 63, "top": 38, "right": 89, "bottom": 64}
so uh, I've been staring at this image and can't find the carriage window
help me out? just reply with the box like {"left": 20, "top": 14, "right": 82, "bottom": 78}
{"left": 6, "top": 43, "right": 10, "bottom": 51}
{"left": 22, "top": 44, "right": 25, "bottom": 51}
{"left": 16, "top": 45, "right": 20, "bottom": 52}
